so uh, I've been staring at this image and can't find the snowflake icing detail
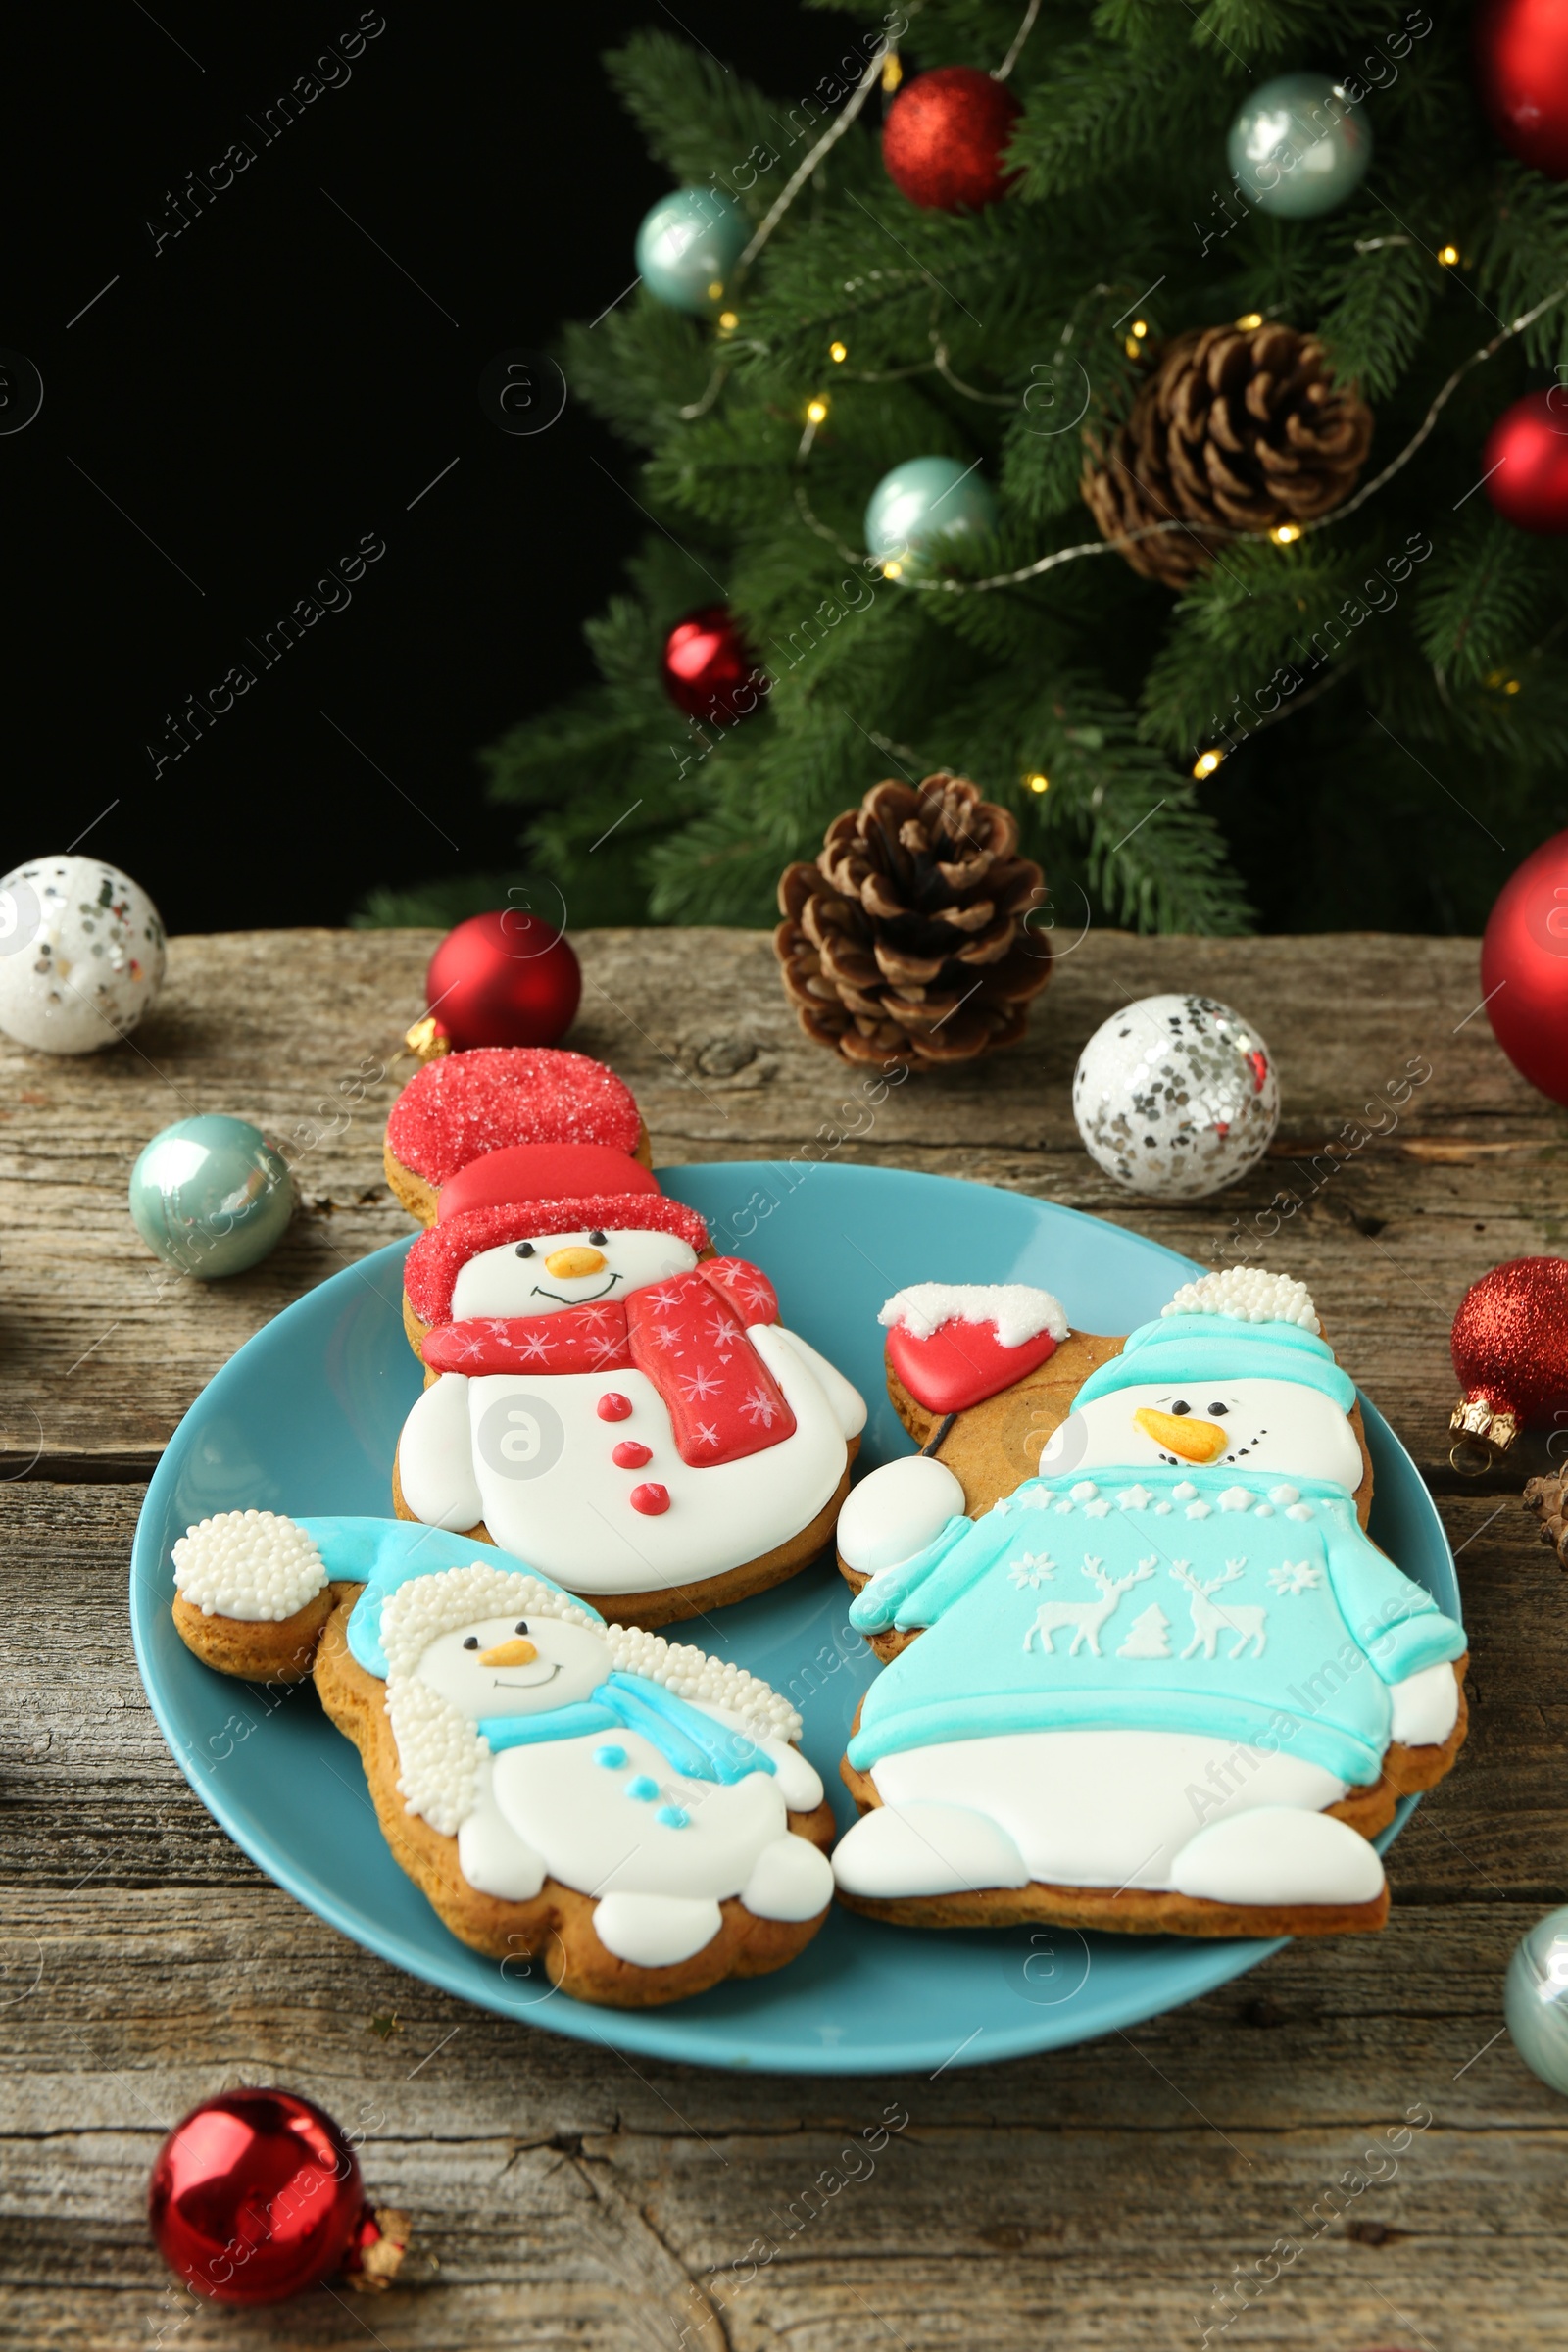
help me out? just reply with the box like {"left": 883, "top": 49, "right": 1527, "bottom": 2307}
{"left": 1268, "top": 1559, "right": 1323, "bottom": 1596}
{"left": 514, "top": 1328, "right": 558, "bottom": 1364}
{"left": 677, "top": 1363, "right": 725, "bottom": 1402}
{"left": 740, "top": 1385, "right": 781, "bottom": 1427}
{"left": 1007, "top": 1552, "right": 1056, "bottom": 1590}
{"left": 692, "top": 1419, "right": 721, "bottom": 1449}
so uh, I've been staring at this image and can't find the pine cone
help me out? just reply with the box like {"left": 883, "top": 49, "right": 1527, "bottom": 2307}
{"left": 1082, "top": 322, "right": 1374, "bottom": 589}
{"left": 774, "top": 774, "right": 1050, "bottom": 1069}
{"left": 1524, "top": 1472, "right": 1568, "bottom": 1568}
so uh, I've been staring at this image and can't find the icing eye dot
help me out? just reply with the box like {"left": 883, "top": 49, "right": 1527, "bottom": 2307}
{"left": 462, "top": 1637, "right": 479, "bottom": 1651}
{"left": 1208, "top": 1402, "right": 1229, "bottom": 1417}
{"left": 514, "top": 1621, "right": 529, "bottom": 1636}
{"left": 514, "top": 1242, "right": 535, "bottom": 1258}
{"left": 588, "top": 1229, "right": 607, "bottom": 1246}
{"left": 1170, "top": 1399, "right": 1191, "bottom": 1416}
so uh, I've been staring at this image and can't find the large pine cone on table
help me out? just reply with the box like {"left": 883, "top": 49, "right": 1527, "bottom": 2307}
{"left": 1082, "top": 321, "right": 1374, "bottom": 589}
{"left": 774, "top": 774, "right": 1051, "bottom": 1069}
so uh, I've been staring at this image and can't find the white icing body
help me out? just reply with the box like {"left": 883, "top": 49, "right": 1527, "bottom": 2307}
{"left": 834, "top": 1728, "right": 1349, "bottom": 1897}
{"left": 833, "top": 1682, "right": 1446, "bottom": 1907}
{"left": 1038, "top": 1377, "right": 1364, "bottom": 1491}
{"left": 382, "top": 1570, "right": 832, "bottom": 1969}
{"left": 398, "top": 1323, "right": 865, "bottom": 1595}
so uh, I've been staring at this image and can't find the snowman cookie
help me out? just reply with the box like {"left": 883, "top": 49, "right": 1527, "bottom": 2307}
{"left": 384, "top": 1045, "right": 654, "bottom": 1227}
{"left": 170, "top": 1516, "right": 835, "bottom": 2007}
{"left": 395, "top": 1192, "right": 866, "bottom": 1628}
{"left": 832, "top": 1268, "right": 1468, "bottom": 1938}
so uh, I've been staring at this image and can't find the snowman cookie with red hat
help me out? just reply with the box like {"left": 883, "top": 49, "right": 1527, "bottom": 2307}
{"left": 832, "top": 1267, "right": 1468, "bottom": 1940}
{"left": 382, "top": 1045, "right": 866, "bottom": 1628}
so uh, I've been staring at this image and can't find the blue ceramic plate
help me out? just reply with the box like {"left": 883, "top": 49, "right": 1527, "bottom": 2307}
{"left": 130, "top": 1163, "right": 1458, "bottom": 2075}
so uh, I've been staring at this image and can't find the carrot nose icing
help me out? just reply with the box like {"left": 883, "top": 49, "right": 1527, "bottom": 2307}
{"left": 1134, "top": 1407, "right": 1229, "bottom": 1463}
{"left": 543, "top": 1246, "right": 608, "bottom": 1279}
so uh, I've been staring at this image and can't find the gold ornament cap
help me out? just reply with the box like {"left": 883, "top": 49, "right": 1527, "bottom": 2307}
{"left": 403, "top": 1016, "right": 451, "bottom": 1063}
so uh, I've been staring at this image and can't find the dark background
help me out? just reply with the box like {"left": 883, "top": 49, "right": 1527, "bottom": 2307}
{"left": 3, "top": 3, "right": 839, "bottom": 935}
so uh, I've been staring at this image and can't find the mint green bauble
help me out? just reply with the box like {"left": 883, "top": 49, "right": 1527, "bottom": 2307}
{"left": 1505, "top": 1906, "right": 1568, "bottom": 2094}
{"left": 864, "top": 457, "right": 999, "bottom": 574}
{"left": 1228, "top": 73, "right": 1371, "bottom": 219}
{"left": 635, "top": 187, "right": 748, "bottom": 315}
{"left": 129, "top": 1114, "right": 295, "bottom": 1278}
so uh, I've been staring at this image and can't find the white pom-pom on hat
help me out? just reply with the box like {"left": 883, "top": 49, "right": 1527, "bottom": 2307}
{"left": 172, "top": 1509, "right": 327, "bottom": 1622}
{"left": 1162, "top": 1266, "right": 1320, "bottom": 1334}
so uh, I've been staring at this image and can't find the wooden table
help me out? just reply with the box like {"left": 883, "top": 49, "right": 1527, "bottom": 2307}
{"left": 4, "top": 925, "right": 1565, "bottom": 2349}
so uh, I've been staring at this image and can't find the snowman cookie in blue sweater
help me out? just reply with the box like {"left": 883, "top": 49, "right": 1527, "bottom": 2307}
{"left": 831, "top": 1268, "right": 1468, "bottom": 1938}
{"left": 169, "top": 1515, "right": 834, "bottom": 2006}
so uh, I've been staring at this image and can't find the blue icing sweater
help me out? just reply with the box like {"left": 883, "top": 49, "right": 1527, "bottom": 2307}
{"left": 846, "top": 1463, "right": 1465, "bottom": 1787}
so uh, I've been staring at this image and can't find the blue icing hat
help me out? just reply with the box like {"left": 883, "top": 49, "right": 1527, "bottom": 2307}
{"left": 292, "top": 1517, "right": 601, "bottom": 1682}
{"left": 1072, "top": 1314, "right": 1356, "bottom": 1414}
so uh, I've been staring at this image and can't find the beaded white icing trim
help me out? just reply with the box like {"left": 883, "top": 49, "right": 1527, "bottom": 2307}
{"left": 1162, "top": 1267, "right": 1320, "bottom": 1334}
{"left": 381, "top": 1561, "right": 803, "bottom": 1834}
{"left": 380, "top": 1562, "right": 597, "bottom": 1674}
{"left": 172, "top": 1510, "right": 327, "bottom": 1622}
{"left": 879, "top": 1282, "right": 1068, "bottom": 1348}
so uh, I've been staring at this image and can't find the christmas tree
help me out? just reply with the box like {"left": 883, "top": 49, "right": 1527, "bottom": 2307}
{"left": 372, "top": 2, "right": 1568, "bottom": 938}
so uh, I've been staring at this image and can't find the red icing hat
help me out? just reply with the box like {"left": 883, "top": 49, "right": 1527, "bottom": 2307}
{"left": 406, "top": 1194, "right": 711, "bottom": 1329}
{"left": 437, "top": 1142, "right": 660, "bottom": 1223}
{"left": 386, "top": 1047, "right": 641, "bottom": 1188}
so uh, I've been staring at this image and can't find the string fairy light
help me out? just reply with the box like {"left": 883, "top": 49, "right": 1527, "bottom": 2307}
{"left": 788, "top": 282, "right": 1568, "bottom": 595}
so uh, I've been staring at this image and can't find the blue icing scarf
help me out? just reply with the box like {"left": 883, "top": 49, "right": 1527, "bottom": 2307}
{"left": 479, "top": 1672, "right": 772, "bottom": 1785}
{"left": 298, "top": 1519, "right": 771, "bottom": 1787}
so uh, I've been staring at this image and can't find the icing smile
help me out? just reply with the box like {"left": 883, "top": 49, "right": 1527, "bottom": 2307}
{"left": 530, "top": 1275, "right": 622, "bottom": 1305}
{"left": 493, "top": 1664, "right": 562, "bottom": 1690}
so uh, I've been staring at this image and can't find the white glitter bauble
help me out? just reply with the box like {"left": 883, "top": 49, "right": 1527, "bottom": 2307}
{"left": 1072, "top": 993, "right": 1279, "bottom": 1200}
{"left": 0, "top": 856, "right": 166, "bottom": 1054}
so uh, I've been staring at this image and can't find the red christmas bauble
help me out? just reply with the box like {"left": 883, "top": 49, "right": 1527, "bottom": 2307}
{"left": 1482, "top": 827, "right": 1568, "bottom": 1101}
{"left": 426, "top": 910, "right": 581, "bottom": 1052}
{"left": 1482, "top": 389, "right": 1568, "bottom": 532}
{"left": 149, "top": 2090, "right": 365, "bottom": 2304}
{"left": 1451, "top": 1257, "right": 1568, "bottom": 1450}
{"left": 882, "top": 66, "right": 1022, "bottom": 211}
{"left": 660, "top": 605, "right": 763, "bottom": 725}
{"left": 1477, "top": 0, "right": 1568, "bottom": 175}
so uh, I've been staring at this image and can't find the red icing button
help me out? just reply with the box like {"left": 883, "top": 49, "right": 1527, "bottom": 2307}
{"left": 612, "top": 1440, "right": 653, "bottom": 1468}
{"left": 597, "top": 1393, "right": 632, "bottom": 1421}
{"left": 629, "top": 1483, "right": 670, "bottom": 1515}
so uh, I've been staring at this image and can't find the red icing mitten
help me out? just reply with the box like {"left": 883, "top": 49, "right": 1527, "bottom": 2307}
{"left": 880, "top": 1282, "right": 1068, "bottom": 1414}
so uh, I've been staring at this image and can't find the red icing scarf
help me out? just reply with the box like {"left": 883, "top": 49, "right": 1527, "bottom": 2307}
{"left": 420, "top": 1257, "right": 796, "bottom": 1467}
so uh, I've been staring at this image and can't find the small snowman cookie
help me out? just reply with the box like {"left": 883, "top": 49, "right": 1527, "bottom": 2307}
{"left": 395, "top": 1193, "right": 866, "bottom": 1628}
{"left": 170, "top": 1515, "right": 835, "bottom": 2007}
{"left": 832, "top": 1269, "right": 1468, "bottom": 1940}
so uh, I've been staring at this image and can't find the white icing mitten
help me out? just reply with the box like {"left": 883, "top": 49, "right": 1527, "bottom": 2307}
{"left": 838, "top": 1456, "right": 966, "bottom": 1576}
{"left": 1389, "top": 1661, "right": 1460, "bottom": 1747}
{"left": 1169, "top": 1806, "right": 1385, "bottom": 1907}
